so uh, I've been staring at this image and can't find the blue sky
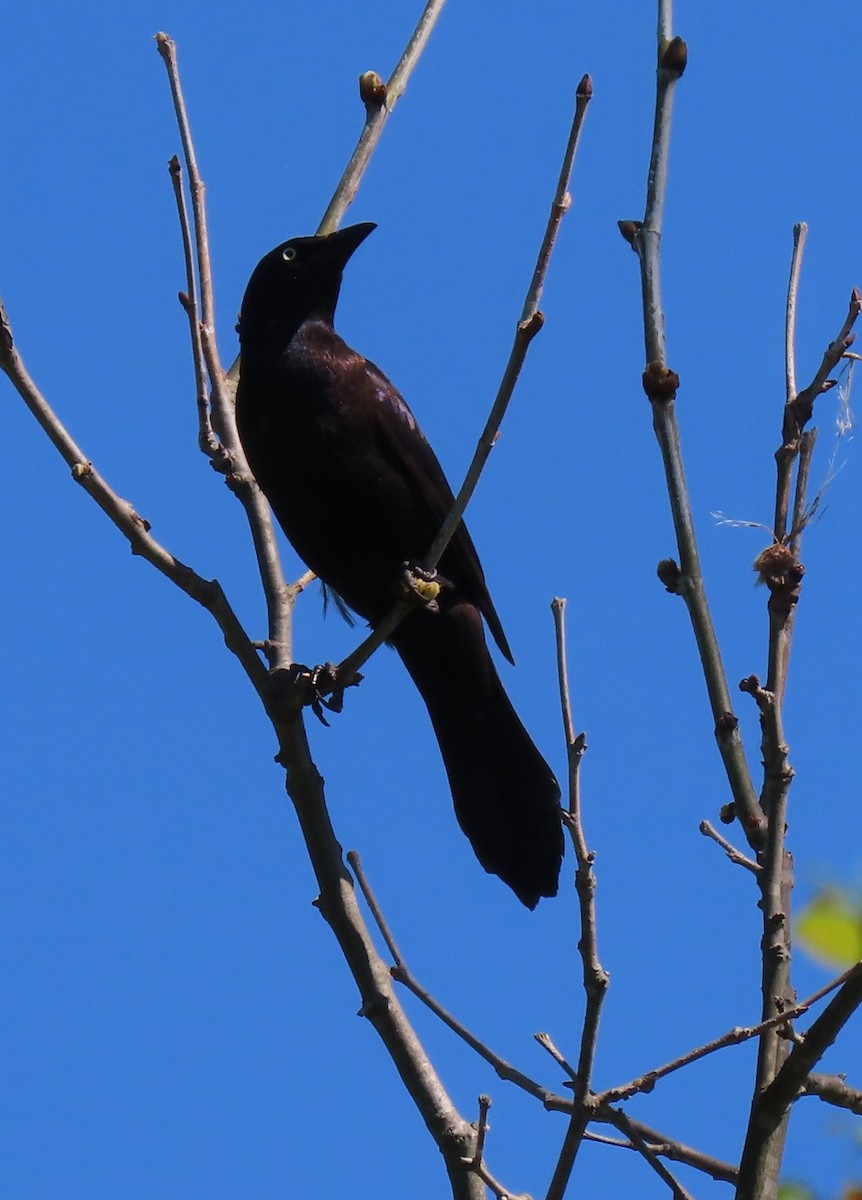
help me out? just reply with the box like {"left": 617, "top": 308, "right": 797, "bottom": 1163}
{"left": 2, "top": 3, "right": 861, "bottom": 1197}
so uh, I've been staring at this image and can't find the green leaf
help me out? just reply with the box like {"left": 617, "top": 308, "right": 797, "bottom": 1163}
{"left": 797, "top": 890, "right": 862, "bottom": 970}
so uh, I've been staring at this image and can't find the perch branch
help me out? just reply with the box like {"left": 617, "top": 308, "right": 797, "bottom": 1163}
{"left": 155, "top": 27, "right": 494, "bottom": 1196}
{"left": 334, "top": 75, "right": 593, "bottom": 687}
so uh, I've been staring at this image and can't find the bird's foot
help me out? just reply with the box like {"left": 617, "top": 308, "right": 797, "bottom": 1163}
{"left": 266, "top": 662, "right": 363, "bottom": 727}
{"left": 399, "top": 562, "right": 441, "bottom": 613}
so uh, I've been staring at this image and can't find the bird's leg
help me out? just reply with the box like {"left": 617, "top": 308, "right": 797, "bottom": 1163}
{"left": 399, "top": 562, "right": 442, "bottom": 613}
{"left": 265, "top": 662, "right": 364, "bottom": 727}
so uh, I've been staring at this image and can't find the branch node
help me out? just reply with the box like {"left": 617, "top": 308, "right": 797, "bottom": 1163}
{"left": 358, "top": 70, "right": 387, "bottom": 112}
{"left": 715, "top": 711, "right": 739, "bottom": 740}
{"left": 518, "top": 310, "right": 545, "bottom": 337}
{"left": 660, "top": 36, "right": 688, "bottom": 78}
{"left": 656, "top": 557, "right": 681, "bottom": 593}
{"left": 642, "top": 361, "right": 679, "bottom": 403}
{"left": 617, "top": 219, "right": 641, "bottom": 247}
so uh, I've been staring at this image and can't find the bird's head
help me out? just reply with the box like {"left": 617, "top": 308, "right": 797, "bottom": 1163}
{"left": 239, "top": 222, "right": 377, "bottom": 344}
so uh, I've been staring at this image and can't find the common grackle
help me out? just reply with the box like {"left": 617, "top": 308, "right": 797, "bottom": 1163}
{"left": 236, "top": 223, "right": 563, "bottom": 907}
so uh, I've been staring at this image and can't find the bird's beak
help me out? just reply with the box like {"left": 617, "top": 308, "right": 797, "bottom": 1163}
{"left": 319, "top": 222, "right": 377, "bottom": 268}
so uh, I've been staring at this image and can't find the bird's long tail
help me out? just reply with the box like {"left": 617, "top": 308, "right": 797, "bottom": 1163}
{"left": 391, "top": 600, "right": 563, "bottom": 907}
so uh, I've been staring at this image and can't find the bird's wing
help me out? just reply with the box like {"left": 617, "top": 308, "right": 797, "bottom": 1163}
{"left": 358, "top": 355, "right": 514, "bottom": 664}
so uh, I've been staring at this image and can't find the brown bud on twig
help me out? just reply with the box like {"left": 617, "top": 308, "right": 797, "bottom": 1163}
{"left": 359, "top": 71, "right": 387, "bottom": 111}
{"left": 642, "top": 362, "right": 680, "bottom": 404}
{"left": 617, "top": 220, "right": 641, "bottom": 246}
{"left": 518, "top": 311, "right": 545, "bottom": 338}
{"left": 656, "top": 558, "right": 681, "bottom": 593}
{"left": 576, "top": 74, "right": 593, "bottom": 100}
{"left": 661, "top": 36, "right": 688, "bottom": 78}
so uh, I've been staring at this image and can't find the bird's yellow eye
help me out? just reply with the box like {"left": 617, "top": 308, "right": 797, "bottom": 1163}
{"left": 282, "top": 246, "right": 298, "bottom": 262}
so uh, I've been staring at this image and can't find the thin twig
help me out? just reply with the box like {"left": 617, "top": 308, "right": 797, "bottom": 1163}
{"left": 699, "top": 820, "right": 761, "bottom": 874}
{"left": 534, "top": 1033, "right": 579, "bottom": 1083}
{"left": 155, "top": 35, "right": 225, "bottom": 430}
{"left": 456, "top": 1095, "right": 526, "bottom": 1200}
{"left": 539, "top": 1092, "right": 739, "bottom": 1184}
{"left": 608, "top": 1110, "right": 696, "bottom": 1200}
{"left": 223, "top": 0, "right": 449, "bottom": 394}
{"left": 784, "top": 222, "right": 807, "bottom": 407}
{"left": 468, "top": 1095, "right": 492, "bottom": 1169}
{"left": 392, "top": 948, "right": 567, "bottom": 1108}
{"left": 544, "top": 598, "right": 607, "bottom": 1200}
{"left": 317, "top": 0, "right": 448, "bottom": 236}
{"left": 335, "top": 75, "right": 593, "bottom": 686}
{"left": 599, "top": 967, "right": 855, "bottom": 1105}
{"left": 0, "top": 300, "right": 269, "bottom": 700}
{"left": 157, "top": 32, "right": 292, "bottom": 669}
{"left": 168, "top": 154, "right": 219, "bottom": 460}
{"left": 347, "top": 850, "right": 406, "bottom": 966}
{"left": 599, "top": 1114, "right": 738, "bottom": 1185}
{"left": 790, "top": 429, "right": 817, "bottom": 548}
{"left": 629, "top": 9, "right": 765, "bottom": 847}
{"left": 349, "top": 849, "right": 565, "bottom": 1107}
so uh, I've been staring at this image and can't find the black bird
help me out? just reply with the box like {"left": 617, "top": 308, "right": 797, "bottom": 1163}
{"left": 236, "top": 223, "right": 563, "bottom": 907}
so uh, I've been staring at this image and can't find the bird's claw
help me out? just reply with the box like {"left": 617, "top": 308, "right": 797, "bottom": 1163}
{"left": 399, "top": 562, "right": 441, "bottom": 612}
{"left": 273, "top": 661, "right": 364, "bottom": 727}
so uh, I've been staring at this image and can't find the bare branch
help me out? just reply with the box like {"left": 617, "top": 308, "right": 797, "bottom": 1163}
{"left": 456, "top": 1096, "right": 529, "bottom": 1200}
{"left": 156, "top": 32, "right": 293, "bottom": 668}
{"left": 737, "top": 963, "right": 862, "bottom": 1198}
{"left": 800, "top": 1073, "right": 862, "bottom": 1114}
{"left": 168, "top": 154, "right": 219, "bottom": 460}
{"left": 699, "top": 820, "right": 761, "bottom": 874}
{"left": 317, "top": 0, "right": 449, "bottom": 236}
{"left": 628, "top": 11, "right": 764, "bottom": 847}
{"left": 607, "top": 1109, "right": 696, "bottom": 1200}
{"left": 599, "top": 967, "right": 855, "bottom": 1105}
{"left": 153, "top": 29, "right": 496, "bottom": 1196}
{"left": 335, "top": 75, "right": 592, "bottom": 686}
{"left": 595, "top": 1114, "right": 738, "bottom": 1185}
{"left": 544, "top": 597, "right": 607, "bottom": 1198}
{"left": 534, "top": 1032, "right": 579, "bottom": 1084}
{"left": 784, "top": 287, "right": 861, "bottom": 444}
{"left": 784, "top": 222, "right": 808, "bottom": 407}
{"left": 349, "top": 852, "right": 566, "bottom": 1109}
{"left": 790, "top": 429, "right": 817, "bottom": 551}
{"left": 0, "top": 300, "right": 268, "bottom": 697}
{"left": 347, "top": 850, "right": 406, "bottom": 967}
{"left": 272, "top": 726, "right": 484, "bottom": 1200}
